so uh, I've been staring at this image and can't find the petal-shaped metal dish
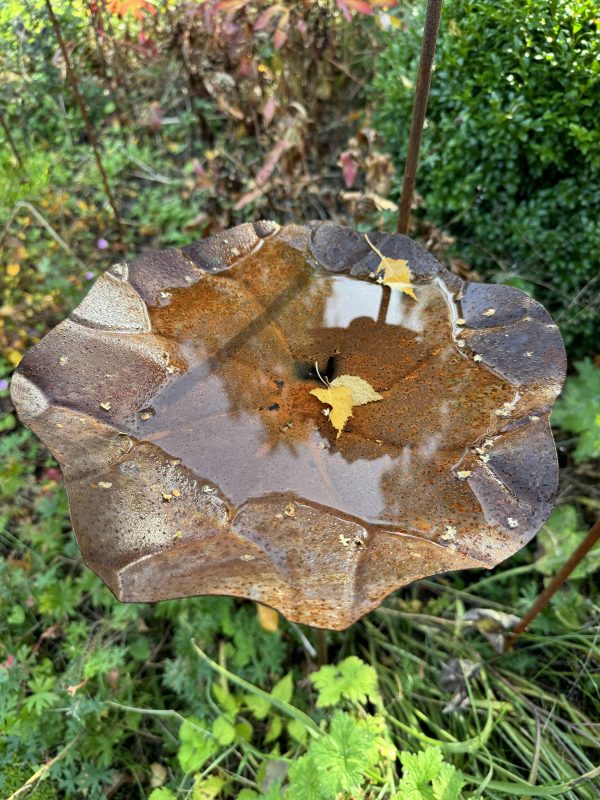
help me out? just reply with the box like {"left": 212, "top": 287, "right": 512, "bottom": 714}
{"left": 11, "top": 222, "right": 566, "bottom": 629}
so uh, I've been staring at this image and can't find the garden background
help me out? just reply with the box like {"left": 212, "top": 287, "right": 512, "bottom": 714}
{"left": 1, "top": 1, "right": 599, "bottom": 798}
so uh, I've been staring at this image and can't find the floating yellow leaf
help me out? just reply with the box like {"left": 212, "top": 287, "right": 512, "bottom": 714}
{"left": 365, "top": 235, "right": 416, "bottom": 300}
{"left": 6, "top": 263, "right": 20, "bottom": 277}
{"left": 310, "top": 373, "right": 383, "bottom": 439}
{"left": 329, "top": 374, "right": 383, "bottom": 406}
{"left": 311, "top": 385, "right": 354, "bottom": 439}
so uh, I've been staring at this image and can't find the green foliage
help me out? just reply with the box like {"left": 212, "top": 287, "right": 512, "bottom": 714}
{"left": 310, "top": 711, "right": 380, "bottom": 795}
{"left": 373, "top": 0, "right": 600, "bottom": 353}
{"left": 178, "top": 718, "right": 217, "bottom": 774}
{"left": 0, "top": 764, "right": 59, "bottom": 799}
{"left": 536, "top": 505, "right": 600, "bottom": 580}
{"left": 0, "top": 150, "right": 50, "bottom": 207}
{"left": 398, "top": 747, "right": 465, "bottom": 800}
{"left": 552, "top": 359, "right": 600, "bottom": 461}
{"left": 2, "top": 1, "right": 600, "bottom": 798}
{"left": 309, "top": 655, "right": 379, "bottom": 707}
{"left": 148, "top": 790, "right": 177, "bottom": 800}
{"left": 286, "top": 712, "right": 380, "bottom": 799}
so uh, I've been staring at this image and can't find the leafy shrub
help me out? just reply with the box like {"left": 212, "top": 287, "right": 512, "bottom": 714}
{"left": 536, "top": 504, "right": 600, "bottom": 579}
{"left": 373, "top": 0, "right": 600, "bottom": 354}
{"left": 552, "top": 358, "right": 600, "bottom": 462}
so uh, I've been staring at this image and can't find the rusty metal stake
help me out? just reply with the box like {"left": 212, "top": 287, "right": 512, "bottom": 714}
{"left": 506, "top": 517, "right": 600, "bottom": 649}
{"left": 397, "top": 0, "right": 443, "bottom": 235}
{"left": 316, "top": 629, "right": 328, "bottom": 666}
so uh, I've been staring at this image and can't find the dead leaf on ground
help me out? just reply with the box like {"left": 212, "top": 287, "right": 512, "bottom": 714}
{"left": 257, "top": 602, "right": 280, "bottom": 632}
{"left": 440, "top": 658, "right": 481, "bottom": 714}
{"left": 463, "top": 608, "right": 520, "bottom": 653}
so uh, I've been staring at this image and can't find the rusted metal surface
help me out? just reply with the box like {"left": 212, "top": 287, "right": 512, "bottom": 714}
{"left": 11, "top": 222, "right": 566, "bottom": 629}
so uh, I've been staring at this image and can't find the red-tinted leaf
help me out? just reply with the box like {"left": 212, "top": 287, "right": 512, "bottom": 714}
{"left": 295, "top": 19, "right": 308, "bottom": 38}
{"left": 254, "top": 5, "right": 283, "bottom": 31}
{"left": 234, "top": 186, "right": 267, "bottom": 211}
{"left": 340, "top": 150, "right": 358, "bottom": 188}
{"left": 262, "top": 95, "right": 277, "bottom": 126}
{"left": 273, "top": 25, "right": 288, "bottom": 50}
{"left": 256, "top": 139, "right": 294, "bottom": 187}
{"left": 345, "top": 0, "right": 374, "bottom": 15}
{"left": 106, "top": 0, "right": 156, "bottom": 19}
{"left": 238, "top": 56, "right": 252, "bottom": 77}
{"left": 336, "top": 0, "right": 353, "bottom": 22}
{"left": 216, "top": 0, "right": 248, "bottom": 12}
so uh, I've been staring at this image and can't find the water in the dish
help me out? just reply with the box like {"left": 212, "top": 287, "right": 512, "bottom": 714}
{"left": 135, "top": 237, "right": 515, "bottom": 538}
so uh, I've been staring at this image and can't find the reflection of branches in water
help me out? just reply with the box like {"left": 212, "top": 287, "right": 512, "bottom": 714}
{"left": 161, "top": 267, "right": 311, "bottom": 404}
{"left": 141, "top": 255, "right": 513, "bottom": 526}
{"left": 143, "top": 257, "right": 335, "bottom": 471}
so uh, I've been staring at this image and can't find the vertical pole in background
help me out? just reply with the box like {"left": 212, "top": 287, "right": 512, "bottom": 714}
{"left": 397, "top": 0, "right": 443, "bottom": 235}
{"left": 506, "top": 517, "right": 600, "bottom": 648}
{"left": 316, "top": 628, "right": 328, "bottom": 667}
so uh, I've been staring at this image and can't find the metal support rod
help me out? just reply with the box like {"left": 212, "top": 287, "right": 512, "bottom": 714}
{"left": 506, "top": 517, "right": 600, "bottom": 649}
{"left": 397, "top": 0, "right": 443, "bottom": 235}
{"left": 316, "top": 628, "right": 328, "bottom": 666}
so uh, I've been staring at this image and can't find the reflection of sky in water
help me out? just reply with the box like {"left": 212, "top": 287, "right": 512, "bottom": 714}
{"left": 147, "top": 371, "right": 397, "bottom": 522}
{"left": 142, "top": 269, "right": 506, "bottom": 530}
{"left": 386, "top": 287, "right": 426, "bottom": 331}
{"left": 321, "top": 275, "right": 434, "bottom": 333}
{"left": 322, "top": 277, "right": 381, "bottom": 328}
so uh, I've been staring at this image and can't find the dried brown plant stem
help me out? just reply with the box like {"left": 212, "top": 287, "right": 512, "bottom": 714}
{"left": 44, "top": 0, "right": 125, "bottom": 241}
{"left": 6, "top": 736, "right": 80, "bottom": 800}
{"left": 506, "top": 517, "right": 600, "bottom": 649}
{"left": 0, "top": 109, "right": 23, "bottom": 167}
{"left": 397, "top": 0, "right": 443, "bottom": 235}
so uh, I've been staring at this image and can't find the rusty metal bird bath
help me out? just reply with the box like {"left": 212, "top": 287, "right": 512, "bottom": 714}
{"left": 10, "top": 222, "right": 566, "bottom": 629}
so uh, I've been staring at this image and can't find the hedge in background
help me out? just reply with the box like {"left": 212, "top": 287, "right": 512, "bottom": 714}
{"left": 373, "top": 0, "right": 600, "bottom": 355}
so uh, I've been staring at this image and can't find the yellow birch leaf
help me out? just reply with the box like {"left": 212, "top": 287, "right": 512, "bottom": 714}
{"left": 256, "top": 603, "right": 279, "bottom": 632}
{"left": 310, "top": 385, "right": 354, "bottom": 438}
{"left": 330, "top": 374, "right": 383, "bottom": 406}
{"left": 310, "top": 375, "right": 382, "bottom": 438}
{"left": 365, "top": 235, "right": 416, "bottom": 300}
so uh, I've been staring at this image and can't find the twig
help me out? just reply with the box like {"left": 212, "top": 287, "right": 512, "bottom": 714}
{"left": 506, "top": 517, "right": 600, "bottom": 649}
{"left": 288, "top": 622, "right": 317, "bottom": 658}
{"left": 0, "top": 109, "right": 23, "bottom": 167}
{"left": 397, "top": 0, "right": 443, "bottom": 235}
{"left": 6, "top": 736, "right": 80, "bottom": 800}
{"left": 44, "top": 0, "right": 125, "bottom": 241}
{"left": 7, "top": 201, "right": 87, "bottom": 270}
